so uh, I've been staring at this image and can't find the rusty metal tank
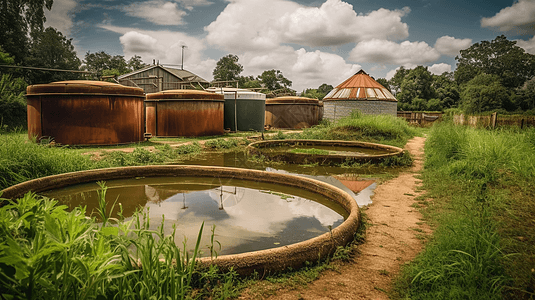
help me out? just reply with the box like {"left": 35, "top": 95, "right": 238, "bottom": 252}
{"left": 145, "top": 89, "right": 224, "bottom": 137}
{"left": 26, "top": 80, "right": 145, "bottom": 145}
{"left": 265, "top": 96, "right": 322, "bottom": 129}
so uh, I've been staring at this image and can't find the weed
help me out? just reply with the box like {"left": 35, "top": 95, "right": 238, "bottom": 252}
{"left": 379, "top": 269, "right": 390, "bottom": 276}
{"left": 289, "top": 148, "right": 330, "bottom": 155}
{"left": 204, "top": 138, "right": 239, "bottom": 149}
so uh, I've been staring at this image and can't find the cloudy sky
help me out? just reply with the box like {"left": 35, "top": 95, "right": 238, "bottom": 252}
{"left": 44, "top": 0, "right": 535, "bottom": 92}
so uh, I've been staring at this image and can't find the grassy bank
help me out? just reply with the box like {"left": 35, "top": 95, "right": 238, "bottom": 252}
{"left": 395, "top": 122, "right": 535, "bottom": 299}
{"left": 293, "top": 112, "right": 418, "bottom": 148}
{"left": 1, "top": 113, "right": 417, "bottom": 190}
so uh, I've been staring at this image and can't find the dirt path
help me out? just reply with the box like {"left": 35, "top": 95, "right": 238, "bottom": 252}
{"left": 241, "top": 136, "right": 429, "bottom": 300}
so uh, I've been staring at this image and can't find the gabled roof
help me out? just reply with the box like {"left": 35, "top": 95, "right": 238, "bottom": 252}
{"left": 117, "top": 65, "right": 209, "bottom": 83}
{"left": 323, "top": 70, "right": 397, "bottom": 102}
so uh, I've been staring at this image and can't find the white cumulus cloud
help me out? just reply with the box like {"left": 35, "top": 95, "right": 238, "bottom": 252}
{"left": 239, "top": 46, "right": 360, "bottom": 92}
{"left": 481, "top": 0, "right": 535, "bottom": 33}
{"left": 515, "top": 36, "right": 535, "bottom": 54}
{"left": 98, "top": 24, "right": 214, "bottom": 81}
{"left": 205, "top": 0, "right": 300, "bottom": 52}
{"left": 349, "top": 39, "right": 441, "bottom": 65}
{"left": 278, "top": 0, "right": 410, "bottom": 47}
{"left": 205, "top": 0, "right": 410, "bottom": 51}
{"left": 434, "top": 36, "right": 472, "bottom": 56}
{"left": 124, "top": 0, "right": 187, "bottom": 26}
{"left": 428, "top": 63, "right": 452, "bottom": 75}
{"left": 119, "top": 31, "right": 165, "bottom": 58}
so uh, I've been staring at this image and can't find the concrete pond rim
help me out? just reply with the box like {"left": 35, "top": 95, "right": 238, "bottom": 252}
{"left": 0, "top": 165, "right": 360, "bottom": 276}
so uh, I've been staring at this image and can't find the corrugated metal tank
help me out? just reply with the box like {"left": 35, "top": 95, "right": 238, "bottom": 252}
{"left": 145, "top": 89, "right": 224, "bottom": 137}
{"left": 265, "top": 96, "right": 322, "bottom": 129}
{"left": 206, "top": 87, "right": 266, "bottom": 132}
{"left": 26, "top": 80, "right": 145, "bottom": 145}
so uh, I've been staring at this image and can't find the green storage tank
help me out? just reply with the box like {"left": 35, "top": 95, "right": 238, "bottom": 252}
{"left": 207, "top": 87, "right": 266, "bottom": 132}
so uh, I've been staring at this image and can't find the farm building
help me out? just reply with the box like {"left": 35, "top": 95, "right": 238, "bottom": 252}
{"left": 323, "top": 70, "right": 397, "bottom": 121}
{"left": 117, "top": 64, "right": 209, "bottom": 93}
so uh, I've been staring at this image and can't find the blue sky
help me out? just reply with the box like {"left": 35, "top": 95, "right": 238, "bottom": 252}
{"left": 44, "top": 0, "right": 535, "bottom": 92}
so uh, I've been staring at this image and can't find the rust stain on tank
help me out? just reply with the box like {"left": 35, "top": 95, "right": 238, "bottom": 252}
{"left": 26, "top": 80, "right": 145, "bottom": 145}
{"left": 265, "top": 96, "right": 322, "bottom": 129}
{"left": 145, "top": 90, "right": 224, "bottom": 137}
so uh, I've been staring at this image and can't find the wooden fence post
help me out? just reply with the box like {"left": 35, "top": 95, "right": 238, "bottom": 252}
{"left": 491, "top": 112, "right": 497, "bottom": 129}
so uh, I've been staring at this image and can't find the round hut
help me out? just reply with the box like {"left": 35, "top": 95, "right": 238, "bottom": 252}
{"left": 265, "top": 96, "right": 322, "bottom": 129}
{"left": 26, "top": 80, "right": 145, "bottom": 145}
{"left": 145, "top": 89, "right": 224, "bottom": 137}
{"left": 323, "top": 70, "right": 397, "bottom": 122}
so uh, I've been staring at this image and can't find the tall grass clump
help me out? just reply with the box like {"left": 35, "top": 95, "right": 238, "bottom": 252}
{"left": 298, "top": 111, "right": 418, "bottom": 147}
{"left": 203, "top": 138, "right": 240, "bottom": 150}
{"left": 0, "top": 185, "right": 236, "bottom": 299}
{"left": 0, "top": 133, "right": 109, "bottom": 190}
{"left": 396, "top": 121, "right": 535, "bottom": 299}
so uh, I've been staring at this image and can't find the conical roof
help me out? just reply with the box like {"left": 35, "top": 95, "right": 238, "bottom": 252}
{"left": 323, "top": 70, "right": 397, "bottom": 102}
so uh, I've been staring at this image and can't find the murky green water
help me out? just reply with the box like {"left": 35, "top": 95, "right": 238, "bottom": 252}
{"left": 41, "top": 176, "right": 346, "bottom": 256}
{"left": 176, "top": 151, "right": 392, "bottom": 176}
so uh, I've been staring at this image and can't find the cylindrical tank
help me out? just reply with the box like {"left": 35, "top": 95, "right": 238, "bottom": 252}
{"left": 26, "top": 80, "right": 145, "bottom": 145}
{"left": 206, "top": 87, "right": 266, "bottom": 132}
{"left": 145, "top": 89, "right": 224, "bottom": 137}
{"left": 265, "top": 96, "right": 322, "bottom": 129}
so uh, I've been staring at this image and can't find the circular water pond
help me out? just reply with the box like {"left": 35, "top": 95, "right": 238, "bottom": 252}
{"left": 40, "top": 176, "right": 347, "bottom": 256}
{"left": 247, "top": 139, "right": 404, "bottom": 165}
{"left": 1, "top": 166, "right": 359, "bottom": 275}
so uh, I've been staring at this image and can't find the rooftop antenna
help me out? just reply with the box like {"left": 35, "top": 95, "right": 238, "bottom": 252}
{"left": 181, "top": 45, "right": 187, "bottom": 70}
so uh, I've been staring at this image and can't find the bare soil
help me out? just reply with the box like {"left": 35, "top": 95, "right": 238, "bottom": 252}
{"left": 239, "top": 136, "right": 430, "bottom": 300}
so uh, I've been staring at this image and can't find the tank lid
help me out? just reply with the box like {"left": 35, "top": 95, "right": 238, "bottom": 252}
{"left": 146, "top": 89, "right": 224, "bottom": 101}
{"left": 26, "top": 80, "right": 145, "bottom": 96}
{"left": 266, "top": 96, "right": 319, "bottom": 104}
{"left": 205, "top": 87, "right": 266, "bottom": 100}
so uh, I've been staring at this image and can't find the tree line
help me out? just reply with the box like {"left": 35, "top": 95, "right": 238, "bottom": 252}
{"left": 1, "top": 1, "right": 534, "bottom": 130}
{"left": 380, "top": 35, "right": 535, "bottom": 114}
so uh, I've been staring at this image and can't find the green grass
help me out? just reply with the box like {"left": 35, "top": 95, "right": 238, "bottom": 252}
{"left": 288, "top": 148, "right": 330, "bottom": 155}
{"left": 295, "top": 112, "right": 419, "bottom": 148}
{"left": 394, "top": 122, "right": 535, "bottom": 300}
{"left": 0, "top": 132, "right": 111, "bottom": 190}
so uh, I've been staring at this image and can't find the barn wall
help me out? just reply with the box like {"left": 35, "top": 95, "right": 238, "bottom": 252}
{"left": 118, "top": 67, "right": 186, "bottom": 93}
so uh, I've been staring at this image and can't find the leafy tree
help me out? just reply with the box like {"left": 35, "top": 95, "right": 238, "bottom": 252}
{"left": 0, "top": 47, "right": 27, "bottom": 130}
{"left": 301, "top": 88, "right": 322, "bottom": 99}
{"left": 455, "top": 35, "right": 535, "bottom": 89}
{"left": 461, "top": 73, "right": 509, "bottom": 114}
{"left": 317, "top": 83, "right": 333, "bottom": 97}
{"left": 396, "top": 66, "right": 435, "bottom": 104}
{"left": 0, "top": 46, "right": 15, "bottom": 65}
{"left": 388, "top": 66, "right": 409, "bottom": 95}
{"left": 127, "top": 55, "right": 148, "bottom": 71}
{"left": 0, "top": 0, "right": 53, "bottom": 64}
{"left": 83, "top": 51, "right": 129, "bottom": 77}
{"left": 433, "top": 72, "right": 460, "bottom": 109}
{"left": 213, "top": 54, "right": 243, "bottom": 82}
{"left": 26, "top": 27, "right": 81, "bottom": 84}
{"left": 0, "top": 73, "right": 27, "bottom": 130}
{"left": 376, "top": 78, "right": 391, "bottom": 92}
{"left": 512, "top": 78, "right": 535, "bottom": 112}
{"left": 301, "top": 83, "right": 333, "bottom": 99}
{"left": 258, "top": 69, "right": 292, "bottom": 91}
